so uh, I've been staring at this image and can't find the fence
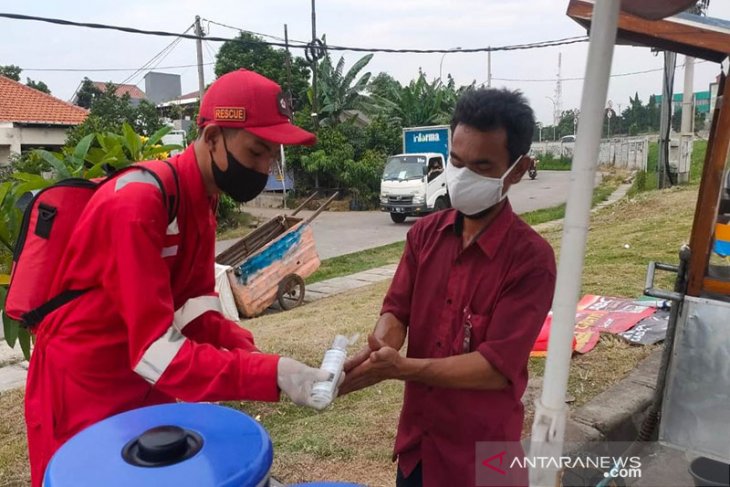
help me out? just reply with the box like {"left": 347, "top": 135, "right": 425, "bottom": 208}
{"left": 531, "top": 136, "right": 650, "bottom": 170}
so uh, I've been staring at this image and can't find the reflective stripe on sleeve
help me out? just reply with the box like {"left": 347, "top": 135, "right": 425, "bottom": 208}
{"left": 134, "top": 295, "right": 224, "bottom": 384}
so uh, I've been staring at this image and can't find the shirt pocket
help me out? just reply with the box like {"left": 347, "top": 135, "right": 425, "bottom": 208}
{"left": 450, "top": 312, "right": 490, "bottom": 356}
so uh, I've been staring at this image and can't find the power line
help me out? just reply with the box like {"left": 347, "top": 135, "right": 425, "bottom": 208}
{"left": 493, "top": 60, "right": 710, "bottom": 83}
{"left": 22, "top": 62, "right": 216, "bottom": 73}
{"left": 202, "top": 18, "right": 309, "bottom": 46}
{"left": 120, "top": 24, "right": 193, "bottom": 86}
{"left": 0, "top": 12, "right": 588, "bottom": 54}
{"left": 203, "top": 40, "right": 218, "bottom": 63}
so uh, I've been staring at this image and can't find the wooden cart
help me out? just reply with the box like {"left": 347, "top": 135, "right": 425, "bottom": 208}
{"left": 215, "top": 193, "right": 337, "bottom": 318}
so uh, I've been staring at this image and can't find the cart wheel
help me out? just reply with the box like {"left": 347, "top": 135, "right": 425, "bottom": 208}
{"left": 277, "top": 274, "right": 305, "bottom": 310}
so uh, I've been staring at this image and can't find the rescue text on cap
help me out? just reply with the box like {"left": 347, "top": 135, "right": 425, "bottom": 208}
{"left": 214, "top": 107, "right": 247, "bottom": 122}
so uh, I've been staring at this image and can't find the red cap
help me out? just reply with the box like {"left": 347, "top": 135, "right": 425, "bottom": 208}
{"left": 197, "top": 69, "right": 316, "bottom": 146}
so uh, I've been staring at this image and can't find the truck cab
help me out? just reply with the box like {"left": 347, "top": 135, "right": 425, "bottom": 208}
{"left": 380, "top": 126, "right": 451, "bottom": 223}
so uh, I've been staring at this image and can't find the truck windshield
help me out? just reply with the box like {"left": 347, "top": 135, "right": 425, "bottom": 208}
{"left": 383, "top": 156, "right": 426, "bottom": 181}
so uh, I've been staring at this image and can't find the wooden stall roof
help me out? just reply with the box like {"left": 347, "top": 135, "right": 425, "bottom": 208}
{"left": 568, "top": 0, "right": 730, "bottom": 63}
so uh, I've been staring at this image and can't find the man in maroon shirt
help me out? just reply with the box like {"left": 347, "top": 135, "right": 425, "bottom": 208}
{"left": 341, "top": 88, "right": 556, "bottom": 487}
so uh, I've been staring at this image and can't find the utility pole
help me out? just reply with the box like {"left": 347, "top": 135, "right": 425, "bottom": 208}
{"left": 681, "top": 56, "right": 695, "bottom": 134}
{"left": 282, "top": 24, "right": 292, "bottom": 209}
{"left": 487, "top": 49, "right": 492, "bottom": 87}
{"left": 677, "top": 55, "right": 695, "bottom": 184}
{"left": 195, "top": 16, "right": 205, "bottom": 103}
{"left": 658, "top": 51, "right": 677, "bottom": 189}
{"left": 311, "top": 0, "right": 319, "bottom": 130}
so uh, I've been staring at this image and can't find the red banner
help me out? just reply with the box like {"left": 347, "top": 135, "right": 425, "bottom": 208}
{"left": 531, "top": 295, "right": 657, "bottom": 356}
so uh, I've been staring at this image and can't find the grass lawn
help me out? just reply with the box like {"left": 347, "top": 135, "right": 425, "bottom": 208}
{"left": 216, "top": 184, "right": 697, "bottom": 486}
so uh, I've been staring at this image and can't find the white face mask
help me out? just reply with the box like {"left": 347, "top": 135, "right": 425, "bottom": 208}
{"left": 445, "top": 155, "right": 522, "bottom": 217}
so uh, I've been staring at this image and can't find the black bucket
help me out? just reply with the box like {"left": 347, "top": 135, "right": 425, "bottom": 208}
{"left": 689, "top": 457, "right": 730, "bottom": 487}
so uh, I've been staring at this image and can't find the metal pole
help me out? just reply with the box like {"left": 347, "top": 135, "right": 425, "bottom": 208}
{"left": 487, "top": 49, "right": 492, "bottom": 87}
{"left": 280, "top": 146, "right": 287, "bottom": 209}
{"left": 283, "top": 23, "right": 292, "bottom": 209}
{"left": 681, "top": 56, "right": 694, "bottom": 134}
{"left": 658, "top": 51, "right": 677, "bottom": 189}
{"left": 311, "top": 0, "right": 319, "bottom": 130}
{"left": 195, "top": 16, "right": 205, "bottom": 103}
{"left": 529, "top": 1, "right": 620, "bottom": 485}
{"left": 284, "top": 24, "right": 293, "bottom": 107}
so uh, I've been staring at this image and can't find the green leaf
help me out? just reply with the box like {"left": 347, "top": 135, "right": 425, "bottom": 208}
{"left": 122, "top": 123, "right": 142, "bottom": 160}
{"left": 0, "top": 182, "right": 11, "bottom": 206}
{"left": 13, "top": 178, "right": 52, "bottom": 196}
{"left": 12, "top": 172, "right": 47, "bottom": 183}
{"left": 146, "top": 125, "right": 172, "bottom": 147}
{"left": 73, "top": 133, "right": 95, "bottom": 164}
{"left": 36, "top": 149, "right": 71, "bottom": 179}
{"left": 18, "top": 326, "right": 31, "bottom": 360}
{"left": 1, "top": 287, "right": 19, "bottom": 349}
{"left": 150, "top": 144, "right": 181, "bottom": 153}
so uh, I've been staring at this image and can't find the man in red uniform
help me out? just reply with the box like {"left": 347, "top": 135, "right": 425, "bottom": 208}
{"left": 341, "top": 88, "right": 557, "bottom": 486}
{"left": 25, "top": 69, "right": 332, "bottom": 486}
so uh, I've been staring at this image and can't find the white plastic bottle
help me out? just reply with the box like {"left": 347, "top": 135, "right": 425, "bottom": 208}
{"left": 310, "top": 335, "right": 349, "bottom": 409}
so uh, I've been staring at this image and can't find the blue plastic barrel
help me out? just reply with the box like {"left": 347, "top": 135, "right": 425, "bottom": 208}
{"left": 44, "top": 403, "right": 273, "bottom": 487}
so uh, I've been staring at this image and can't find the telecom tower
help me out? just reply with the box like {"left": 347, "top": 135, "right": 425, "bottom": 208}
{"left": 554, "top": 52, "right": 563, "bottom": 127}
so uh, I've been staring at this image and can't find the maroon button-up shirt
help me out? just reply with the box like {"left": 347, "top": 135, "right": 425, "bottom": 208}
{"left": 381, "top": 201, "right": 556, "bottom": 487}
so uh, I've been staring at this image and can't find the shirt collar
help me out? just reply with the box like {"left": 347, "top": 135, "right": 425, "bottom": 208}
{"left": 437, "top": 200, "right": 515, "bottom": 258}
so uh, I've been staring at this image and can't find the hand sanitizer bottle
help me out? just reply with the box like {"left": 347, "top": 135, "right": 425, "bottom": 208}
{"left": 310, "top": 335, "right": 349, "bottom": 409}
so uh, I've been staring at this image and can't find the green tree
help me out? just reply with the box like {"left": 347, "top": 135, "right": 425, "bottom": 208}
{"left": 694, "top": 111, "right": 706, "bottom": 132}
{"left": 0, "top": 65, "right": 21, "bottom": 81}
{"left": 26, "top": 78, "right": 50, "bottom": 94}
{"left": 385, "top": 72, "right": 452, "bottom": 127}
{"left": 312, "top": 52, "right": 377, "bottom": 127}
{"left": 557, "top": 109, "right": 579, "bottom": 138}
{"left": 646, "top": 95, "right": 660, "bottom": 132}
{"left": 74, "top": 77, "right": 101, "bottom": 109}
{"left": 215, "top": 32, "right": 311, "bottom": 111}
{"left": 136, "top": 100, "right": 166, "bottom": 136}
{"left": 67, "top": 83, "right": 164, "bottom": 146}
{"left": 672, "top": 107, "right": 683, "bottom": 133}
{"left": 365, "top": 115, "right": 402, "bottom": 155}
{"left": 368, "top": 72, "right": 402, "bottom": 99}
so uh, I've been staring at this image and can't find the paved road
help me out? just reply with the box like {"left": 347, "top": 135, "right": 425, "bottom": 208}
{"left": 217, "top": 170, "right": 598, "bottom": 259}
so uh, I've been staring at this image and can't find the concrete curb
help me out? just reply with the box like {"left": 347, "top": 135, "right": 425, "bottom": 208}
{"left": 565, "top": 349, "right": 661, "bottom": 446}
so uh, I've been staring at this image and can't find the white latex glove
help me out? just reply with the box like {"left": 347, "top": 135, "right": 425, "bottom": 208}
{"left": 277, "top": 357, "right": 345, "bottom": 410}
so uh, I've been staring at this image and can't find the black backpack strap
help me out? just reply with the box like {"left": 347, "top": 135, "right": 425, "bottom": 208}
{"left": 22, "top": 289, "right": 89, "bottom": 327}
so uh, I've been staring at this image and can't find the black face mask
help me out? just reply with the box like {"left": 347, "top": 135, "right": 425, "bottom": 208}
{"left": 211, "top": 137, "right": 269, "bottom": 202}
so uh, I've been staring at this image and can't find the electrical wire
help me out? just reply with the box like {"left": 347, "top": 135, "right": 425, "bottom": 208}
{"left": 202, "top": 18, "right": 309, "bottom": 46}
{"left": 23, "top": 63, "right": 216, "bottom": 73}
{"left": 493, "top": 60, "right": 710, "bottom": 83}
{"left": 203, "top": 40, "right": 218, "bottom": 63}
{"left": 119, "top": 23, "right": 194, "bottom": 86}
{"left": 0, "top": 12, "right": 588, "bottom": 54}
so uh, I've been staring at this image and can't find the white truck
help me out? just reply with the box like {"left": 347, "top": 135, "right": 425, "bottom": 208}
{"left": 379, "top": 125, "right": 451, "bottom": 223}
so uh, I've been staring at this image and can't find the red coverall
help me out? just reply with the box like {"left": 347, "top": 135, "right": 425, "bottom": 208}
{"left": 24, "top": 145, "right": 281, "bottom": 486}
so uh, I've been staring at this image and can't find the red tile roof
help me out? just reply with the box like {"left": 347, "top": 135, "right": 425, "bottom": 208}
{"left": 92, "top": 81, "right": 146, "bottom": 100}
{"left": 0, "top": 75, "right": 88, "bottom": 125}
{"left": 176, "top": 90, "right": 199, "bottom": 101}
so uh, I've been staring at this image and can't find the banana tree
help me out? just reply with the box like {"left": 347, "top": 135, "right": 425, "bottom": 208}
{"left": 310, "top": 51, "right": 381, "bottom": 127}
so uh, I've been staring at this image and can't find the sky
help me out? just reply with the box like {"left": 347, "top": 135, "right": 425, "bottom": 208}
{"left": 1, "top": 0, "right": 729, "bottom": 125}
